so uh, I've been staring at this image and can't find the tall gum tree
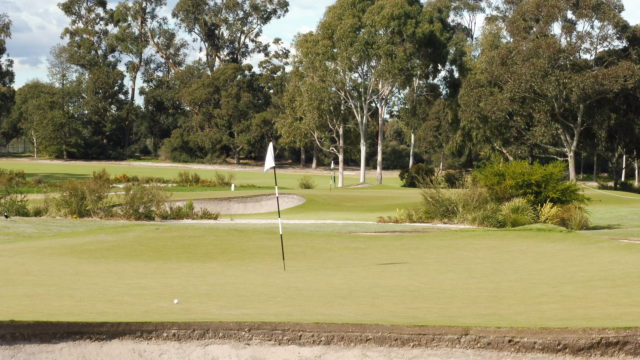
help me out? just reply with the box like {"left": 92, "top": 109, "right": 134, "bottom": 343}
{"left": 0, "top": 13, "right": 15, "bottom": 141}
{"left": 462, "top": 0, "right": 636, "bottom": 181}
{"left": 172, "top": 0, "right": 288, "bottom": 73}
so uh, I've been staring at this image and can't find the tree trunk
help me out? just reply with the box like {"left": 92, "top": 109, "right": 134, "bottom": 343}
{"left": 359, "top": 132, "right": 366, "bottom": 184}
{"left": 623, "top": 154, "right": 628, "bottom": 183}
{"left": 568, "top": 150, "right": 577, "bottom": 183}
{"left": 376, "top": 104, "right": 385, "bottom": 185}
{"left": 32, "top": 132, "right": 37, "bottom": 159}
{"left": 63, "top": 144, "right": 67, "bottom": 160}
{"left": 300, "top": 145, "right": 306, "bottom": 167}
{"left": 409, "top": 131, "right": 415, "bottom": 169}
{"left": 234, "top": 150, "right": 240, "bottom": 165}
{"left": 593, "top": 153, "right": 597, "bottom": 182}
{"left": 312, "top": 144, "right": 317, "bottom": 170}
{"left": 635, "top": 158, "right": 639, "bottom": 187}
{"left": 338, "top": 124, "right": 344, "bottom": 188}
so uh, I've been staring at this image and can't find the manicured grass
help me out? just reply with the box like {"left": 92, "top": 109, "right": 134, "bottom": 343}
{"left": 1, "top": 218, "right": 640, "bottom": 327}
{"left": 0, "top": 159, "right": 401, "bottom": 189}
{"left": 3, "top": 159, "right": 640, "bottom": 327}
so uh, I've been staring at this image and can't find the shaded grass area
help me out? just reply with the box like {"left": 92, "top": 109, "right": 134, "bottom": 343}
{"left": 1, "top": 218, "right": 640, "bottom": 327}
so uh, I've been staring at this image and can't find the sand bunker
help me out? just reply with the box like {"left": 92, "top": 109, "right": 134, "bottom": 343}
{"left": 168, "top": 194, "right": 305, "bottom": 214}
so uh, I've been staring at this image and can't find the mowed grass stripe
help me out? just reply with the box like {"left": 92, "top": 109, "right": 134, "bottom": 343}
{"left": 2, "top": 218, "right": 640, "bottom": 327}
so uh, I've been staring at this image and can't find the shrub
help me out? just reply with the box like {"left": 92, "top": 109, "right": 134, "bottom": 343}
{"left": 537, "top": 201, "right": 561, "bottom": 225}
{"left": 474, "top": 161, "right": 586, "bottom": 207}
{"left": 212, "top": 172, "right": 235, "bottom": 187}
{"left": 442, "top": 170, "right": 465, "bottom": 188}
{"left": 176, "top": 171, "right": 201, "bottom": 186}
{"left": 157, "top": 200, "right": 219, "bottom": 220}
{"left": 556, "top": 204, "right": 590, "bottom": 230}
{"left": 55, "top": 171, "right": 112, "bottom": 218}
{"left": 298, "top": 175, "right": 316, "bottom": 189}
{"left": 399, "top": 164, "right": 436, "bottom": 188}
{"left": 0, "top": 193, "right": 30, "bottom": 217}
{"left": 0, "top": 168, "right": 26, "bottom": 188}
{"left": 119, "top": 184, "right": 169, "bottom": 220}
{"left": 419, "top": 186, "right": 496, "bottom": 226}
{"left": 500, "top": 198, "right": 535, "bottom": 228}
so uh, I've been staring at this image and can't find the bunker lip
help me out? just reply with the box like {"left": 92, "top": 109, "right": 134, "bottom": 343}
{"left": 1, "top": 322, "right": 639, "bottom": 357}
{"left": 166, "top": 194, "right": 305, "bottom": 214}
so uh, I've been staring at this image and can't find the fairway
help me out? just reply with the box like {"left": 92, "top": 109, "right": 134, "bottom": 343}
{"left": 1, "top": 160, "right": 640, "bottom": 328}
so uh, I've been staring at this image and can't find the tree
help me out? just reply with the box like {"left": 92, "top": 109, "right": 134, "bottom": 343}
{"left": 47, "top": 45, "right": 84, "bottom": 159}
{"left": 172, "top": 0, "right": 288, "bottom": 73}
{"left": 278, "top": 50, "right": 349, "bottom": 186}
{"left": 59, "top": 0, "right": 130, "bottom": 159}
{"left": 12, "top": 81, "right": 65, "bottom": 158}
{"left": 0, "top": 13, "right": 15, "bottom": 143}
{"left": 463, "top": 0, "right": 636, "bottom": 181}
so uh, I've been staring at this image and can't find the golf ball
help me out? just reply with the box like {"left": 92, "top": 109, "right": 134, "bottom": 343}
{"left": 173, "top": 299, "right": 179, "bottom": 304}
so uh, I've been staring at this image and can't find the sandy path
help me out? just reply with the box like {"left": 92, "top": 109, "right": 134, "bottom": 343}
{"left": 0, "top": 340, "right": 628, "bottom": 360}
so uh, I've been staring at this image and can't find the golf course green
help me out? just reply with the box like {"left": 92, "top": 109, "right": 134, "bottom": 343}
{"left": 1, "top": 159, "right": 640, "bottom": 328}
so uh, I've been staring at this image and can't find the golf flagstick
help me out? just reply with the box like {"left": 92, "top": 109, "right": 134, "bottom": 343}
{"left": 264, "top": 142, "right": 286, "bottom": 271}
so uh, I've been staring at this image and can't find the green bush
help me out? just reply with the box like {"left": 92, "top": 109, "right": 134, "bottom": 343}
{"left": 212, "top": 172, "right": 235, "bottom": 187}
{"left": 176, "top": 171, "right": 201, "bottom": 186}
{"left": 298, "top": 175, "right": 316, "bottom": 189}
{"left": 500, "top": 198, "right": 535, "bottom": 228}
{"left": 0, "top": 193, "right": 30, "bottom": 217}
{"left": 537, "top": 201, "right": 561, "bottom": 225}
{"left": 55, "top": 170, "right": 112, "bottom": 218}
{"left": 399, "top": 164, "right": 436, "bottom": 188}
{"left": 119, "top": 184, "right": 169, "bottom": 220}
{"left": 157, "top": 200, "right": 219, "bottom": 220}
{"left": 474, "top": 161, "right": 586, "bottom": 207}
{"left": 0, "top": 168, "right": 26, "bottom": 188}
{"left": 556, "top": 204, "right": 590, "bottom": 230}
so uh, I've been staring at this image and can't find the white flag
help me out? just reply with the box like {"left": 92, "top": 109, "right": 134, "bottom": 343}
{"left": 264, "top": 142, "right": 275, "bottom": 173}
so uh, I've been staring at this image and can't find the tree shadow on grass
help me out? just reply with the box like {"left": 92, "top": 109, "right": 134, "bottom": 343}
{"left": 587, "top": 224, "right": 620, "bottom": 231}
{"left": 27, "top": 173, "right": 91, "bottom": 182}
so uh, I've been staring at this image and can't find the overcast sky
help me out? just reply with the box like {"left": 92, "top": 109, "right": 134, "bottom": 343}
{"left": 2, "top": 0, "right": 639, "bottom": 88}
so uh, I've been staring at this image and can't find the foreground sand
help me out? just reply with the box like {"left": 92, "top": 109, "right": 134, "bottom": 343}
{"left": 1, "top": 340, "right": 632, "bottom": 360}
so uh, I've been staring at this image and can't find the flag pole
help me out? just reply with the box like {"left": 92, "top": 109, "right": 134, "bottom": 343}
{"left": 273, "top": 166, "right": 286, "bottom": 271}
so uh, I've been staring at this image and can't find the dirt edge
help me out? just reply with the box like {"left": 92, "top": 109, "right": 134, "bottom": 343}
{"left": 1, "top": 322, "right": 639, "bottom": 357}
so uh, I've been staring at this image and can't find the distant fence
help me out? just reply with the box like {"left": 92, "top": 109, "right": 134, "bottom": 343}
{"left": 0, "top": 138, "right": 33, "bottom": 154}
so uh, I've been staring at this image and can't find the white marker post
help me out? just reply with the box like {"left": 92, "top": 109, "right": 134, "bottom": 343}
{"left": 264, "top": 142, "right": 286, "bottom": 271}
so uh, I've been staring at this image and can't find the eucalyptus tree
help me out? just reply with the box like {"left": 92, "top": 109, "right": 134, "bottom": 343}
{"left": 12, "top": 81, "right": 65, "bottom": 158}
{"left": 0, "top": 13, "right": 15, "bottom": 142}
{"left": 47, "top": 45, "right": 84, "bottom": 159}
{"left": 59, "top": 0, "right": 129, "bottom": 158}
{"left": 461, "top": 0, "right": 635, "bottom": 181}
{"left": 172, "top": 0, "right": 288, "bottom": 73}
{"left": 278, "top": 44, "right": 348, "bottom": 186}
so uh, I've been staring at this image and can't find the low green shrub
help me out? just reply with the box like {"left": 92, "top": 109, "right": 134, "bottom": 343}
{"left": 55, "top": 170, "right": 112, "bottom": 218}
{"left": 500, "top": 198, "right": 535, "bottom": 228}
{"left": 0, "top": 168, "right": 26, "bottom": 188}
{"left": 157, "top": 200, "right": 219, "bottom": 220}
{"left": 0, "top": 193, "right": 30, "bottom": 217}
{"left": 399, "top": 164, "right": 436, "bottom": 188}
{"left": 212, "top": 172, "right": 235, "bottom": 187}
{"left": 474, "top": 161, "right": 586, "bottom": 207}
{"left": 176, "top": 171, "right": 201, "bottom": 186}
{"left": 119, "top": 184, "right": 169, "bottom": 221}
{"left": 556, "top": 204, "right": 590, "bottom": 230}
{"left": 298, "top": 176, "right": 316, "bottom": 189}
{"left": 537, "top": 201, "right": 561, "bottom": 225}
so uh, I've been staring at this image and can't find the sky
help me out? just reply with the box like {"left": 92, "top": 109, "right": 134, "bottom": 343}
{"left": 2, "top": 0, "right": 640, "bottom": 89}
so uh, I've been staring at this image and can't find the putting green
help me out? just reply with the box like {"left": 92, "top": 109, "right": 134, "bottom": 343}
{"left": 2, "top": 159, "right": 640, "bottom": 327}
